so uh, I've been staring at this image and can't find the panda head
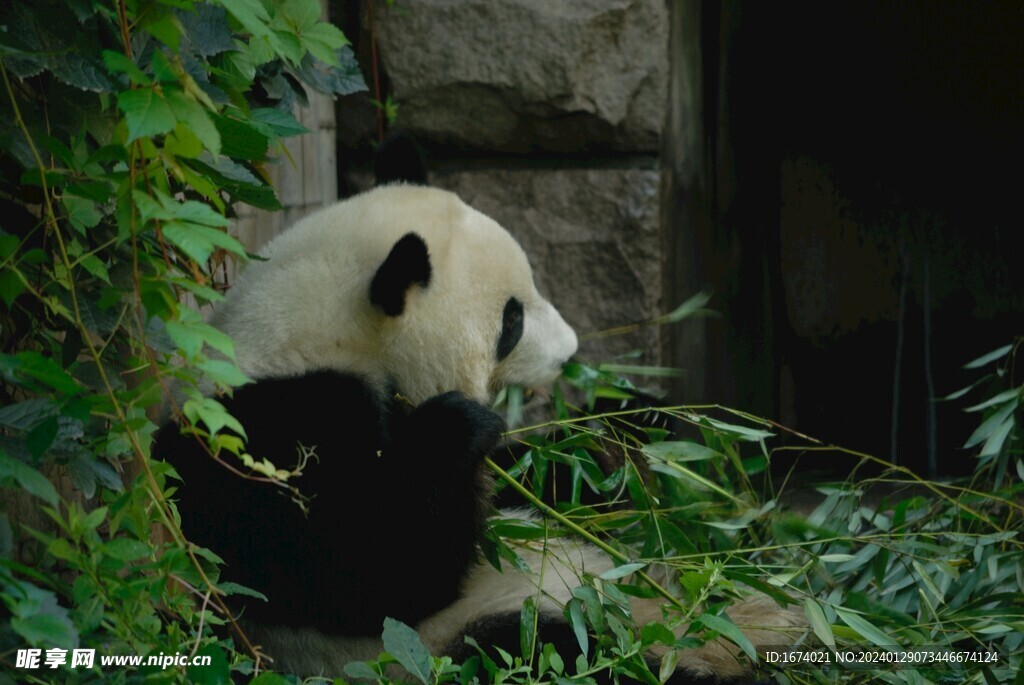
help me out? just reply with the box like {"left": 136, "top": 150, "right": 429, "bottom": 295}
{"left": 213, "top": 184, "right": 577, "bottom": 405}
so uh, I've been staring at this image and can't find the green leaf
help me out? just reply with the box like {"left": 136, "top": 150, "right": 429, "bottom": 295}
{"left": 697, "top": 613, "right": 757, "bottom": 662}
{"left": 701, "top": 416, "right": 774, "bottom": 441}
{"left": 659, "top": 649, "right": 679, "bottom": 684}
{"left": 1, "top": 233, "right": 21, "bottom": 259}
{"left": 63, "top": 196, "right": 102, "bottom": 234}
{"left": 293, "top": 48, "right": 367, "bottom": 97}
{"left": 82, "top": 506, "right": 108, "bottom": 531}
{"left": 184, "top": 397, "right": 247, "bottom": 438}
{"left": 186, "top": 645, "right": 231, "bottom": 684}
{"left": 0, "top": 398, "right": 57, "bottom": 431}
{"left": 173, "top": 200, "right": 230, "bottom": 227}
{"left": 179, "top": 5, "right": 235, "bottom": 57}
{"left": 489, "top": 519, "right": 557, "bottom": 540}
{"left": 301, "top": 22, "right": 348, "bottom": 67}
{"left": 382, "top": 618, "right": 431, "bottom": 685}
{"left": 212, "top": 114, "right": 269, "bottom": 160}
{"left": 162, "top": 221, "right": 245, "bottom": 264}
{"left": 268, "top": 29, "right": 304, "bottom": 65}
{"left": 166, "top": 90, "right": 222, "bottom": 155}
{"left": 803, "top": 598, "right": 835, "bottom": 649}
{"left": 52, "top": 51, "right": 115, "bottom": 92}
{"left": 641, "top": 441, "right": 720, "bottom": 463}
{"left": 217, "top": 582, "right": 268, "bottom": 602}
{"left": 964, "top": 344, "right": 1013, "bottom": 369}
{"left": 217, "top": 0, "right": 272, "bottom": 38}
{"left": 11, "top": 614, "right": 79, "bottom": 649}
{"left": 543, "top": 643, "right": 563, "bottom": 675}
{"left": 640, "top": 622, "right": 676, "bottom": 647}
{"left": 186, "top": 158, "right": 281, "bottom": 209}
{"left": 79, "top": 255, "right": 111, "bottom": 283}
{"left": 165, "top": 123, "right": 205, "bottom": 158}
{"left": 117, "top": 89, "right": 176, "bottom": 142}
{"left": 249, "top": 107, "right": 309, "bottom": 138}
{"left": 964, "top": 388, "right": 1020, "bottom": 412}
{"left": 964, "top": 399, "right": 1018, "bottom": 449}
{"left": 103, "top": 538, "right": 152, "bottom": 561}
{"left": 0, "top": 270, "right": 26, "bottom": 307}
{"left": 344, "top": 662, "right": 382, "bottom": 681}
{"left": 101, "top": 50, "right": 151, "bottom": 85}
{"left": 979, "top": 416, "right": 1014, "bottom": 458}
{"left": 25, "top": 416, "right": 59, "bottom": 459}
{"left": 572, "top": 586, "right": 605, "bottom": 634}
{"left": 198, "top": 359, "right": 251, "bottom": 389}
{"left": 567, "top": 598, "right": 588, "bottom": 658}
{"left": 65, "top": 181, "right": 113, "bottom": 204}
{"left": 165, "top": 314, "right": 236, "bottom": 360}
{"left": 4, "top": 352, "right": 81, "bottom": 395}
{"left": 647, "top": 458, "right": 744, "bottom": 504}
{"left": 834, "top": 607, "right": 891, "bottom": 647}
{"left": 145, "top": 11, "right": 184, "bottom": 52}
{"left": 276, "top": 0, "right": 321, "bottom": 30}
{"left": 599, "top": 562, "right": 647, "bottom": 580}
{"left": 0, "top": 450, "right": 59, "bottom": 506}
{"left": 660, "top": 291, "right": 713, "bottom": 323}
{"left": 818, "top": 554, "right": 856, "bottom": 563}
{"left": 599, "top": 364, "right": 684, "bottom": 378}
{"left": 520, "top": 596, "right": 537, "bottom": 659}
{"left": 5, "top": 581, "right": 78, "bottom": 649}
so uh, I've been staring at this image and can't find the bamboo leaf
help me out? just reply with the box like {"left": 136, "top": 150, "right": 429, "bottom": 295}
{"left": 698, "top": 613, "right": 757, "bottom": 662}
{"left": 835, "top": 607, "right": 891, "bottom": 647}
{"left": 803, "top": 598, "right": 836, "bottom": 649}
{"left": 964, "top": 388, "right": 1020, "bottom": 412}
{"left": 963, "top": 344, "right": 1013, "bottom": 369}
{"left": 964, "top": 399, "right": 1017, "bottom": 449}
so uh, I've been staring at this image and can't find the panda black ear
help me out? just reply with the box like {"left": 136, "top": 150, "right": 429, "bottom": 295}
{"left": 370, "top": 233, "right": 432, "bottom": 316}
{"left": 374, "top": 131, "right": 429, "bottom": 186}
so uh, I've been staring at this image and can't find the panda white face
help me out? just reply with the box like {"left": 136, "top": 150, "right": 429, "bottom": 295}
{"left": 374, "top": 191, "right": 578, "bottom": 404}
{"left": 213, "top": 185, "right": 577, "bottom": 405}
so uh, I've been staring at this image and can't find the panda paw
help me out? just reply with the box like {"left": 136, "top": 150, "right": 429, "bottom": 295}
{"left": 407, "top": 391, "right": 505, "bottom": 462}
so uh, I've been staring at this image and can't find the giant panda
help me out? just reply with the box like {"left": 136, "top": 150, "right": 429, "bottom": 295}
{"left": 155, "top": 182, "right": 801, "bottom": 683}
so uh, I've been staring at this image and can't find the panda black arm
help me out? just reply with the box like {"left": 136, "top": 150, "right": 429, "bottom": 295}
{"left": 386, "top": 390, "right": 503, "bottom": 526}
{"left": 377, "top": 391, "right": 504, "bottom": 623}
{"left": 157, "top": 372, "right": 502, "bottom": 636}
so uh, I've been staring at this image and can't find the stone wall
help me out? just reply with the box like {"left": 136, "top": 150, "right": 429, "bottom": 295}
{"left": 372, "top": 0, "right": 671, "bottom": 372}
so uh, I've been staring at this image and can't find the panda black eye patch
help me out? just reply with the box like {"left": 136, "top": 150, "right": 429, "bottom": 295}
{"left": 496, "top": 297, "right": 524, "bottom": 361}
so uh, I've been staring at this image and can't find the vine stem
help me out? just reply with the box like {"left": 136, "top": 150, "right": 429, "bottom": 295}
{"left": 483, "top": 456, "right": 686, "bottom": 612}
{"left": 115, "top": 0, "right": 133, "bottom": 58}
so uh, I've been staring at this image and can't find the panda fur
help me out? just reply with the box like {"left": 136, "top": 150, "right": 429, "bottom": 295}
{"left": 156, "top": 183, "right": 801, "bottom": 683}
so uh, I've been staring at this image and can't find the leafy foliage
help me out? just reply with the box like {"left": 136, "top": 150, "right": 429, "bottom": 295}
{"left": 0, "top": 0, "right": 363, "bottom": 681}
